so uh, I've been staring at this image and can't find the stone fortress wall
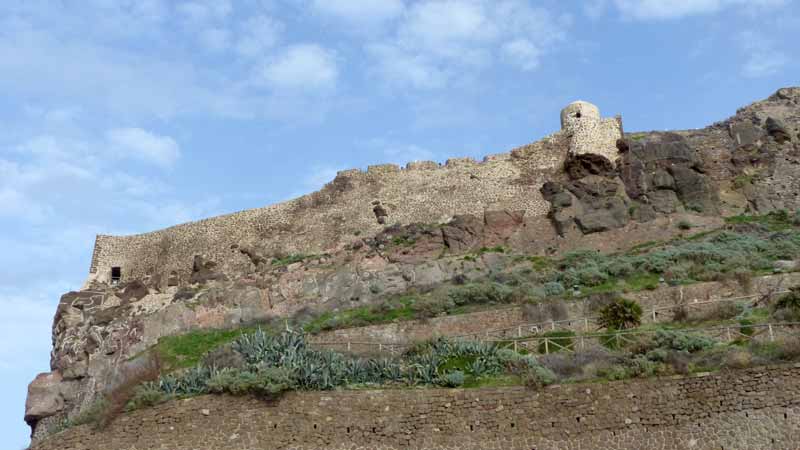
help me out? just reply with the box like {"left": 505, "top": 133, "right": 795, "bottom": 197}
{"left": 33, "top": 364, "right": 800, "bottom": 450}
{"left": 87, "top": 102, "right": 622, "bottom": 286}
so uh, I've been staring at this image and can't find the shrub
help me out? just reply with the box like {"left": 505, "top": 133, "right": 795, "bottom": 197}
{"left": 694, "top": 301, "right": 741, "bottom": 322}
{"left": 126, "top": 383, "right": 169, "bottom": 411}
{"left": 738, "top": 318, "right": 756, "bottom": 337}
{"left": 724, "top": 350, "right": 753, "bottom": 369}
{"left": 597, "top": 365, "right": 630, "bottom": 381}
{"left": 677, "top": 220, "right": 692, "bottom": 230}
{"left": 653, "top": 329, "right": 715, "bottom": 353}
{"left": 521, "top": 300, "right": 568, "bottom": 323}
{"left": 543, "top": 282, "right": 565, "bottom": 297}
{"left": 775, "top": 287, "right": 800, "bottom": 311}
{"left": 538, "top": 331, "right": 575, "bottom": 354}
{"left": 521, "top": 365, "right": 557, "bottom": 390}
{"left": 441, "top": 370, "right": 465, "bottom": 387}
{"left": 597, "top": 298, "right": 642, "bottom": 330}
{"left": 447, "top": 283, "right": 514, "bottom": 306}
{"left": 664, "top": 351, "right": 691, "bottom": 375}
{"left": 202, "top": 344, "right": 246, "bottom": 370}
{"left": 539, "top": 348, "right": 619, "bottom": 380}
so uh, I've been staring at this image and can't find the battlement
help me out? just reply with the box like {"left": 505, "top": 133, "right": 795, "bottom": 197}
{"left": 86, "top": 103, "right": 620, "bottom": 287}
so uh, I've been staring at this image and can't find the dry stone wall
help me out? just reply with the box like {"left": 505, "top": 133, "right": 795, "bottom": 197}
{"left": 33, "top": 364, "right": 800, "bottom": 450}
{"left": 312, "top": 272, "right": 800, "bottom": 346}
{"left": 87, "top": 135, "right": 569, "bottom": 287}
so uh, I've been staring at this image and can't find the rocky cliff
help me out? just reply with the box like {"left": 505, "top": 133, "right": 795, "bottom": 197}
{"left": 25, "top": 87, "right": 800, "bottom": 442}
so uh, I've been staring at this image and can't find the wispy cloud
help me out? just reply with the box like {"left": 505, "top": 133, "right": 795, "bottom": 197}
{"left": 609, "top": 0, "right": 787, "bottom": 20}
{"left": 366, "top": 0, "right": 568, "bottom": 89}
{"left": 106, "top": 128, "right": 181, "bottom": 168}
{"left": 737, "top": 31, "right": 789, "bottom": 77}
{"left": 256, "top": 44, "right": 339, "bottom": 91}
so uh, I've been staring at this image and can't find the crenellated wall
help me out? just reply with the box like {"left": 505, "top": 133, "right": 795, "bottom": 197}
{"left": 32, "top": 364, "right": 800, "bottom": 450}
{"left": 86, "top": 132, "right": 573, "bottom": 286}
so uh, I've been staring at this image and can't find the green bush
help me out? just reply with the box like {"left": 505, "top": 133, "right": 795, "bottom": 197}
{"left": 126, "top": 383, "right": 169, "bottom": 411}
{"left": 441, "top": 370, "right": 465, "bottom": 387}
{"left": 543, "top": 282, "right": 565, "bottom": 297}
{"left": 653, "top": 329, "right": 715, "bottom": 353}
{"left": 597, "top": 298, "right": 642, "bottom": 330}
{"left": 521, "top": 365, "right": 557, "bottom": 389}
{"left": 775, "top": 287, "right": 800, "bottom": 311}
{"left": 447, "top": 283, "right": 514, "bottom": 306}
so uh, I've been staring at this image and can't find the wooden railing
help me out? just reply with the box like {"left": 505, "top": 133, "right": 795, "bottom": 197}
{"left": 308, "top": 288, "right": 796, "bottom": 355}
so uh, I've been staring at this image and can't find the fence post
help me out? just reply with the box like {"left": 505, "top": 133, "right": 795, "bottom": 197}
{"left": 580, "top": 335, "right": 585, "bottom": 351}
{"left": 615, "top": 333, "right": 620, "bottom": 348}
{"left": 544, "top": 338, "right": 550, "bottom": 354}
{"left": 584, "top": 318, "right": 589, "bottom": 332}
{"left": 769, "top": 324, "right": 775, "bottom": 342}
{"left": 378, "top": 343, "right": 383, "bottom": 352}
{"left": 551, "top": 321, "right": 556, "bottom": 331}
{"left": 347, "top": 342, "right": 351, "bottom": 352}
{"left": 514, "top": 340, "right": 518, "bottom": 353}
{"left": 652, "top": 310, "right": 657, "bottom": 322}
{"left": 726, "top": 327, "right": 732, "bottom": 342}
{"left": 518, "top": 326, "right": 522, "bottom": 338}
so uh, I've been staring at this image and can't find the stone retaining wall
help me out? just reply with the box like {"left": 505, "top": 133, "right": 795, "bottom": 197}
{"left": 312, "top": 273, "right": 800, "bottom": 348}
{"left": 32, "top": 364, "right": 800, "bottom": 450}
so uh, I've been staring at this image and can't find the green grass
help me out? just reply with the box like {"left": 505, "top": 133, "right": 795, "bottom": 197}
{"left": 732, "top": 174, "right": 755, "bottom": 189}
{"left": 154, "top": 327, "right": 258, "bottom": 372}
{"left": 725, "top": 210, "right": 796, "bottom": 231}
{"left": 303, "top": 297, "right": 417, "bottom": 334}
{"left": 462, "top": 374, "right": 521, "bottom": 389}
{"left": 527, "top": 256, "right": 553, "bottom": 271}
{"left": 272, "top": 254, "right": 313, "bottom": 267}
{"left": 628, "top": 240, "right": 661, "bottom": 253}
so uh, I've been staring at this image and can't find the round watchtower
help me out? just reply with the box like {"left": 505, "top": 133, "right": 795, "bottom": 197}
{"left": 560, "top": 101, "right": 601, "bottom": 132}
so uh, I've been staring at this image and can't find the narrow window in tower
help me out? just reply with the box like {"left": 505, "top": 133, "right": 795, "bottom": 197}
{"left": 111, "top": 267, "right": 121, "bottom": 285}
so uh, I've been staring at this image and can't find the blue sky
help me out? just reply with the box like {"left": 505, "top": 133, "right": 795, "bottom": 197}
{"left": 0, "top": 0, "right": 797, "bottom": 447}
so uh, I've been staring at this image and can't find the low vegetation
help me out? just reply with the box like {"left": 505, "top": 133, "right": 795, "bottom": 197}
{"left": 73, "top": 211, "right": 798, "bottom": 429}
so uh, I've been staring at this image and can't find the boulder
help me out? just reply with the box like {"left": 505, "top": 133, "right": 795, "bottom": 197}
{"left": 441, "top": 215, "right": 484, "bottom": 252}
{"left": 766, "top": 117, "right": 791, "bottom": 144}
{"left": 729, "top": 121, "right": 764, "bottom": 147}
{"left": 564, "top": 152, "right": 615, "bottom": 179}
{"left": 574, "top": 196, "right": 629, "bottom": 233}
{"left": 25, "top": 372, "right": 64, "bottom": 426}
{"left": 117, "top": 279, "right": 149, "bottom": 303}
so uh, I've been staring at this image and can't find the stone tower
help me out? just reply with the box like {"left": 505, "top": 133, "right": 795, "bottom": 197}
{"left": 560, "top": 100, "right": 622, "bottom": 165}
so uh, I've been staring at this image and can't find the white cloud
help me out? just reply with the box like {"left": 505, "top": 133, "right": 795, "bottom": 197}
{"left": 368, "top": 0, "right": 566, "bottom": 88}
{"left": 198, "top": 27, "right": 231, "bottom": 52}
{"left": 235, "top": 15, "right": 283, "bottom": 58}
{"left": 366, "top": 43, "right": 448, "bottom": 89}
{"left": 258, "top": 44, "right": 338, "bottom": 90}
{"left": 611, "top": 0, "right": 787, "bottom": 20}
{"left": 106, "top": 128, "right": 181, "bottom": 168}
{"left": 0, "top": 188, "right": 52, "bottom": 223}
{"left": 177, "top": 0, "right": 232, "bottom": 24}
{"left": 501, "top": 39, "right": 542, "bottom": 71}
{"left": 311, "top": 0, "right": 405, "bottom": 25}
{"left": 738, "top": 31, "right": 789, "bottom": 77}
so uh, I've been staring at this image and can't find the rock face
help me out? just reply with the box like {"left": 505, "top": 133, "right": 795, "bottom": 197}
{"left": 24, "top": 87, "right": 800, "bottom": 441}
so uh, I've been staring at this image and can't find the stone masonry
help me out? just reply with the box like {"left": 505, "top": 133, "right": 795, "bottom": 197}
{"left": 85, "top": 101, "right": 623, "bottom": 287}
{"left": 32, "top": 364, "right": 800, "bottom": 450}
